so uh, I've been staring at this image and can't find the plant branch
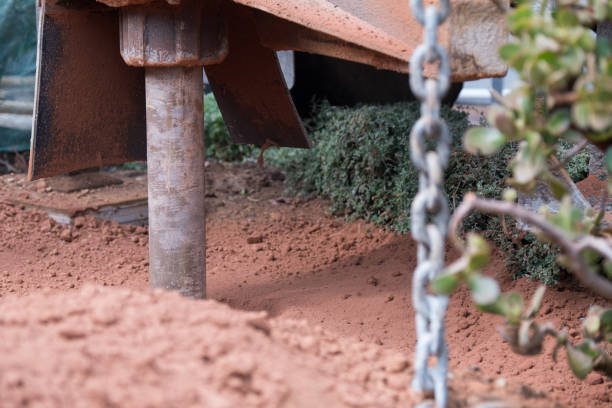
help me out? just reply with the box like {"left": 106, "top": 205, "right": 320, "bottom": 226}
{"left": 550, "top": 92, "right": 578, "bottom": 108}
{"left": 451, "top": 193, "right": 612, "bottom": 299}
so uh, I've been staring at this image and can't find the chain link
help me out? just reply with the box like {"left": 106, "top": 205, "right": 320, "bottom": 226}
{"left": 408, "top": 0, "right": 451, "bottom": 406}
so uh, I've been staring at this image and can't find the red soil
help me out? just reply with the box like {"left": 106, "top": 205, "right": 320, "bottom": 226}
{"left": 0, "top": 163, "right": 610, "bottom": 407}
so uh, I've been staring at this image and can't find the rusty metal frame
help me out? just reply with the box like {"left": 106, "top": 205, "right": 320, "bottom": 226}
{"left": 30, "top": 0, "right": 508, "bottom": 180}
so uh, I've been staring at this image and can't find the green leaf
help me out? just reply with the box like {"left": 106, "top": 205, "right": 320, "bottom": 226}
{"left": 604, "top": 260, "right": 612, "bottom": 281}
{"left": 566, "top": 344, "right": 593, "bottom": 379}
{"left": 548, "top": 196, "right": 583, "bottom": 236}
{"left": 600, "top": 309, "right": 612, "bottom": 342}
{"left": 605, "top": 147, "right": 612, "bottom": 175}
{"left": 524, "top": 285, "right": 546, "bottom": 318}
{"left": 547, "top": 175, "right": 569, "bottom": 201}
{"left": 596, "top": 37, "right": 612, "bottom": 59}
{"left": 508, "top": 5, "right": 535, "bottom": 32}
{"left": 489, "top": 106, "right": 517, "bottom": 138}
{"left": 468, "top": 274, "right": 500, "bottom": 306}
{"left": 466, "top": 233, "right": 491, "bottom": 271}
{"left": 431, "top": 273, "right": 460, "bottom": 295}
{"left": 504, "top": 293, "right": 525, "bottom": 321}
{"left": 464, "top": 127, "right": 507, "bottom": 156}
{"left": 547, "top": 110, "right": 571, "bottom": 136}
{"left": 499, "top": 43, "right": 522, "bottom": 62}
{"left": 477, "top": 298, "right": 506, "bottom": 316}
{"left": 554, "top": 9, "right": 579, "bottom": 27}
{"left": 503, "top": 188, "right": 518, "bottom": 202}
{"left": 572, "top": 102, "right": 590, "bottom": 129}
{"left": 577, "top": 340, "right": 600, "bottom": 359}
{"left": 588, "top": 109, "right": 612, "bottom": 132}
{"left": 583, "top": 308, "right": 601, "bottom": 338}
{"left": 594, "top": 0, "right": 608, "bottom": 20}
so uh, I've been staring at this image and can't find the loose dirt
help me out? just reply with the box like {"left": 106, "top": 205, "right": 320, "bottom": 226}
{"left": 0, "top": 162, "right": 610, "bottom": 407}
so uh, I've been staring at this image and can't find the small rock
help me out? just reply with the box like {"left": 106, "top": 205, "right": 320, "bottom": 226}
{"left": 308, "top": 224, "right": 321, "bottom": 234}
{"left": 518, "top": 384, "right": 540, "bottom": 398}
{"left": 40, "top": 219, "right": 53, "bottom": 233}
{"left": 589, "top": 375, "right": 604, "bottom": 385}
{"left": 60, "top": 229, "right": 72, "bottom": 243}
{"left": 384, "top": 355, "right": 409, "bottom": 373}
{"left": 366, "top": 276, "right": 378, "bottom": 287}
{"left": 385, "top": 373, "right": 407, "bottom": 390}
{"left": 494, "top": 378, "right": 507, "bottom": 388}
{"left": 391, "top": 271, "right": 402, "bottom": 277}
{"left": 58, "top": 328, "right": 86, "bottom": 340}
{"left": 246, "top": 236, "right": 264, "bottom": 244}
{"left": 385, "top": 294, "right": 394, "bottom": 303}
{"left": 73, "top": 217, "right": 85, "bottom": 228}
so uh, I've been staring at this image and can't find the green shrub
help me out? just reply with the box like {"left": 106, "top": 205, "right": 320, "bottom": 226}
{"left": 266, "top": 101, "right": 566, "bottom": 283}
{"left": 558, "top": 141, "right": 590, "bottom": 183}
{"left": 204, "top": 93, "right": 255, "bottom": 162}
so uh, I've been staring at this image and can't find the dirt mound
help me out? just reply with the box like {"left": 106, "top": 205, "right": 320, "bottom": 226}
{"left": 0, "top": 285, "right": 416, "bottom": 408}
{"left": 1, "top": 285, "right": 554, "bottom": 408}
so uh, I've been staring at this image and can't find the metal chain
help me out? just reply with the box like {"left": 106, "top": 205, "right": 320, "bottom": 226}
{"left": 408, "top": 0, "right": 451, "bottom": 407}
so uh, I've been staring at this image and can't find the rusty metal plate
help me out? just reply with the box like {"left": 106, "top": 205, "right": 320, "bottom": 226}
{"left": 233, "top": 0, "right": 508, "bottom": 80}
{"left": 29, "top": 3, "right": 147, "bottom": 180}
{"left": 205, "top": 5, "right": 309, "bottom": 148}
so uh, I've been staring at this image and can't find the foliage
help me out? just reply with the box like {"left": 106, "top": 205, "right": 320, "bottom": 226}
{"left": 559, "top": 140, "right": 590, "bottom": 182}
{"left": 436, "top": 0, "right": 612, "bottom": 381}
{"left": 265, "top": 101, "right": 565, "bottom": 282}
{"left": 203, "top": 93, "right": 256, "bottom": 162}
{"left": 267, "top": 101, "right": 470, "bottom": 233}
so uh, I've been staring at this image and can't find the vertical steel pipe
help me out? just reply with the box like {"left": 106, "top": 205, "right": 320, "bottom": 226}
{"left": 145, "top": 66, "right": 206, "bottom": 299}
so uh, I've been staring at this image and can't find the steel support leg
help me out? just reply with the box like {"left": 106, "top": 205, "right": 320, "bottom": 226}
{"left": 145, "top": 66, "right": 206, "bottom": 299}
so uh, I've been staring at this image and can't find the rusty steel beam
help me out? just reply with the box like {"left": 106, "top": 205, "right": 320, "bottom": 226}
{"left": 146, "top": 66, "right": 206, "bottom": 299}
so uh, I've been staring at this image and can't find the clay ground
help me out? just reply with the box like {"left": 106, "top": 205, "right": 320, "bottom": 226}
{"left": 0, "top": 162, "right": 611, "bottom": 407}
